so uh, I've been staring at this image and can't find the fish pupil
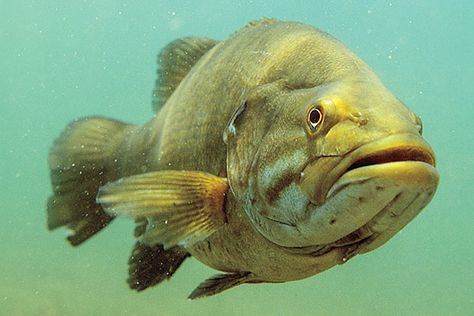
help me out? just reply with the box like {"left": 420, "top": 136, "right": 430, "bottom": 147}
{"left": 308, "top": 108, "right": 322, "bottom": 127}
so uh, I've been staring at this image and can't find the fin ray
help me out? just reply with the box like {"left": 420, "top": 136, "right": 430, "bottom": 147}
{"left": 128, "top": 242, "right": 189, "bottom": 291}
{"left": 97, "top": 170, "right": 228, "bottom": 249}
{"left": 47, "top": 117, "right": 134, "bottom": 246}
{"left": 188, "top": 272, "right": 254, "bottom": 299}
{"left": 153, "top": 37, "right": 219, "bottom": 112}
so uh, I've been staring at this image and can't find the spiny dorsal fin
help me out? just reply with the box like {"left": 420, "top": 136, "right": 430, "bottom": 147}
{"left": 246, "top": 18, "right": 278, "bottom": 28}
{"left": 188, "top": 272, "right": 254, "bottom": 299}
{"left": 97, "top": 170, "right": 228, "bottom": 249}
{"left": 152, "top": 37, "right": 219, "bottom": 112}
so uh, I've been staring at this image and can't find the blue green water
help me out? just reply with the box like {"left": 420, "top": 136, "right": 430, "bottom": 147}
{"left": 1, "top": 1, "right": 472, "bottom": 315}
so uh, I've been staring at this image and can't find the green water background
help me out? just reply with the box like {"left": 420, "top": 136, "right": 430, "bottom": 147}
{"left": 1, "top": 1, "right": 472, "bottom": 315}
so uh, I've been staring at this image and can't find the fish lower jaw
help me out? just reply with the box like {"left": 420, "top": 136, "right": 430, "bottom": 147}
{"left": 304, "top": 188, "right": 435, "bottom": 262}
{"left": 307, "top": 161, "right": 439, "bottom": 260}
{"left": 327, "top": 160, "right": 439, "bottom": 200}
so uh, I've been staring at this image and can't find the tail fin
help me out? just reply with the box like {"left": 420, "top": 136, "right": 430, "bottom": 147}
{"left": 47, "top": 116, "right": 133, "bottom": 246}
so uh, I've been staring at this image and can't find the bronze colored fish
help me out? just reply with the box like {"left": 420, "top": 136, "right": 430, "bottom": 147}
{"left": 47, "top": 19, "right": 439, "bottom": 299}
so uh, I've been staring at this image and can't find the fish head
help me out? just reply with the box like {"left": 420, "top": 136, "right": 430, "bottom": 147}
{"left": 225, "top": 76, "right": 439, "bottom": 259}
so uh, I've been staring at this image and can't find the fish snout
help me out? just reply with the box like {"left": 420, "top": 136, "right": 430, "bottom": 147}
{"left": 299, "top": 133, "right": 436, "bottom": 205}
{"left": 296, "top": 133, "right": 439, "bottom": 247}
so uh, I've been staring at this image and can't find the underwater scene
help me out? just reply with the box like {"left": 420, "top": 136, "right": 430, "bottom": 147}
{"left": 1, "top": 1, "right": 472, "bottom": 315}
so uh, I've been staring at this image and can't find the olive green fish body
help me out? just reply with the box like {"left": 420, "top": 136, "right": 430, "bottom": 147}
{"left": 133, "top": 20, "right": 377, "bottom": 278}
{"left": 46, "top": 19, "right": 439, "bottom": 299}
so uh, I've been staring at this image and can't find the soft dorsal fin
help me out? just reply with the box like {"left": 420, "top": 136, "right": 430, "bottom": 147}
{"left": 152, "top": 37, "right": 219, "bottom": 112}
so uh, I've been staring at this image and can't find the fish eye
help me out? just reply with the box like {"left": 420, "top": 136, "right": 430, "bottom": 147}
{"left": 306, "top": 106, "right": 324, "bottom": 131}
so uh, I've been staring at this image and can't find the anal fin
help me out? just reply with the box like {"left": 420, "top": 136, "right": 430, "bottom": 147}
{"left": 188, "top": 272, "right": 254, "bottom": 299}
{"left": 97, "top": 170, "right": 229, "bottom": 249}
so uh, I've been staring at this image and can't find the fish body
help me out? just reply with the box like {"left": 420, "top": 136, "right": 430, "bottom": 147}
{"left": 47, "top": 19, "right": 439, "bottom": 298}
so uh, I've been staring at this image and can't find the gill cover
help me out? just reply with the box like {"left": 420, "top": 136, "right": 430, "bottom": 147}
{"left": 225, "top": 80, "right": 312, "bottom": 247}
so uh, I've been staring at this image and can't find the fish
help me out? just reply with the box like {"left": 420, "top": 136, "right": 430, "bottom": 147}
{"left": 46, "top": 19, "right": 439, "bottom": 299}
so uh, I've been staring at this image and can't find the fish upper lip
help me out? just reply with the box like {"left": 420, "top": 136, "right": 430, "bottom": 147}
{"left": 300, "top": 133, "right": 436, "bottom": 205}
{"left": 345, "top": 139, "right": 435, "bottom": 171}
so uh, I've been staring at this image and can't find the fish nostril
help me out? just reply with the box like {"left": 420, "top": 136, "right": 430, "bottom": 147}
{"left": 349, "top": 112, "right": 368, "bottom": 126}
{"left": 410, "top": 112, "right": 423, "bottom": 135}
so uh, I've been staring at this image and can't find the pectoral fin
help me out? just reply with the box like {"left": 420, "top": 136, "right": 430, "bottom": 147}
{"left": 97, "top": 170, "right": 228, "bottom": 249}
{"left": 188, "top": 272, "right": 254, "bottom": 299}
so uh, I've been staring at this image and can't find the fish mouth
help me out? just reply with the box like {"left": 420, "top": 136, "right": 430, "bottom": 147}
{"left": 299, "top": 164, "right": 438, "bottom": 260}
{"left": 300, "top": 133, "right": 436, "bottom": 206}
{"left": 296, "top": 133, "right": 439, "bottom": 256}
{"left": 345, "top": 141, "right": 435, "bottom": 173}
{"left": 325, "top": 160, "right": 438, "bottom": 260}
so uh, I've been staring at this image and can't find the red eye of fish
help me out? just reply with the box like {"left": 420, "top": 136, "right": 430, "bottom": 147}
{"left": 307, "top": 107, "right": 323, "bottom": 130}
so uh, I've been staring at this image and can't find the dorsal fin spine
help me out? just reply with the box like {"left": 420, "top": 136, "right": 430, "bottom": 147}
{"left": 152, "top": 37, "right": 219, "bottom": 112}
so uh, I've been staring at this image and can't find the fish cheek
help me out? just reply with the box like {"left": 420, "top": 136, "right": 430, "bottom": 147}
{"left": 252, "top": 141, "right": 310, "bottom": 226}
{"left": 263, "top": 173, "right": 295, "bottom": 205}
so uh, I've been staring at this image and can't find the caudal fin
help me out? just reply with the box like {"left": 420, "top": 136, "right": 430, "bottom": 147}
{"left": 47, "top": 116, "right": 133, "bottom": 246}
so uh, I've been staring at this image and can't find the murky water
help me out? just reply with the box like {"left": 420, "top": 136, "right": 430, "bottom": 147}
{"left": 1, "top": 1, "right": 472, "bottom": 315}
